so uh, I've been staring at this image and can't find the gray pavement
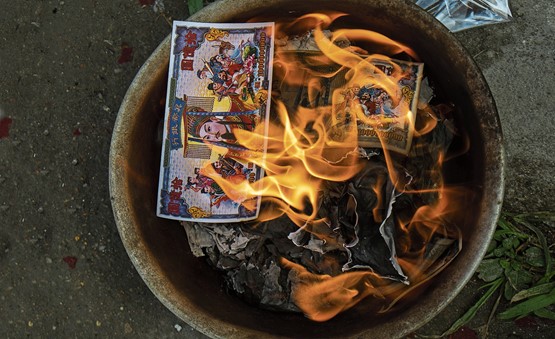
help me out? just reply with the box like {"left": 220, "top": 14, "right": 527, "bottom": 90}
{"left": 0, "top": 0, "right": 553, "bottom": 338}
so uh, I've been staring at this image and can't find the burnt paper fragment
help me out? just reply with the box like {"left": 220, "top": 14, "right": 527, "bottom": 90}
{"left": 339, "top": 162, "right": 407, "bottom": 282}
{"left": 285, "top": 157, "right": 408, "bottom": 283}
{"left": 177, "top": 26, "right": 465, "bottom": 316}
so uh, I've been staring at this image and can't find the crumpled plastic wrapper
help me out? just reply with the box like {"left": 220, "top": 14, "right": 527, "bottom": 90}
{"left": 414, "top": 0, "right": 512, "bottom": 32}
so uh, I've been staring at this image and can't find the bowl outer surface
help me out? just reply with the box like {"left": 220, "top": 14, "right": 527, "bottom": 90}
{"left": 109, "top": 0, "right": 505, "bottom": 338}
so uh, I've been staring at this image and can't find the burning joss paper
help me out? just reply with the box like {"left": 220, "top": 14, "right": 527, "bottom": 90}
{"left": 157, "top": 21, "right": 275, "bottom": 222}
{"left": 339, "top": 59, "right": 423, "bottom": 154}
{"left": 169, "top": 13, "right": 463, "bottom": 323}
{"left": 276, "top": 37, "right": 424, "bottom": 155}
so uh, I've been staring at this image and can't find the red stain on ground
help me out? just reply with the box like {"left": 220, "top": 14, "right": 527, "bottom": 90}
{"left": 63, "top": 256, "right": 78, "bottom": 269}
{"left": 514, "top": 316, "right": 539, "bottom": 328}
{"left": 0, "top": 117, "right": 13, "bottom": 139}
{"left": 138, "top": 0, "right": 155, "bottom": 5}
{"left": 117, "top": 43, "right": 134, "bottom": 64}
{"left": 72, "top": 127, "right": 82, "bottom": 136}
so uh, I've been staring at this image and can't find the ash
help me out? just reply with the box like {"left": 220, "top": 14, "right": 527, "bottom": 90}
{"left": 182, "top": 100, "right": 458, "bottom": 312}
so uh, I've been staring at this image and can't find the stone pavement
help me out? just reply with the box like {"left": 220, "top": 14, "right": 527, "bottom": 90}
{"left": 0, "top": 0, "right": 553, "bottom": 337}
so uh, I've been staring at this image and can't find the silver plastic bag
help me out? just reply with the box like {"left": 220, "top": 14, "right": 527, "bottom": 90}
{"left": 415, "top": 0, "right": 512, "bottom": 32}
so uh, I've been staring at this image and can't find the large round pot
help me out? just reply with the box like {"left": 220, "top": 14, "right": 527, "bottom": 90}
{"left": 109, "top": 0, "right": 504, "bottom": 337}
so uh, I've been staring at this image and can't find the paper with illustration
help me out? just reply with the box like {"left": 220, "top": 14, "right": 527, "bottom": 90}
{"left": 157, "top": 21, "right": 274, "bottom": 222}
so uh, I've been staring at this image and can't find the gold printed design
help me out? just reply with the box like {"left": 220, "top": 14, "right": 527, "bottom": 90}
{"left": 205, "top": 28, "right": 229, "bottom": 41}
{"left": 401, "top": 86, "right": 414, "bottom": 102}
{"left": 188, "top": 206, "right": 211, "bottom": 218}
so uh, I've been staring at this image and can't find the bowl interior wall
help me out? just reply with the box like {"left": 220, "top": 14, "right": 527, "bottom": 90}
{"left": 112, "top": 1, "right": 502, "bottom": 338}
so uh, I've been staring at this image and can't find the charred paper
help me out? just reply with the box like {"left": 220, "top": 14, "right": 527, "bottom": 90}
{"left": 177, "top": 24, "right": 462, "bottom": 317}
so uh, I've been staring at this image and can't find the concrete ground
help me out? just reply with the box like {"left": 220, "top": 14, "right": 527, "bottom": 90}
{"left": 0, "top": 0, "right": 553, "bottom": 338}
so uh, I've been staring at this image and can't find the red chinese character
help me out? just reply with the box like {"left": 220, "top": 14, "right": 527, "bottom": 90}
{"left": 182, "top": 46, "right": 196, "bottom": 58}
{"left": 181, "top": 58, "right": 194, "bottom": 71}
{"left": 168, "top": 202, "right": 180, "bottom": 215}
{"left": 171, "top": 177, "right": 183, "bottom": 191}
{"left": 169, "top": 190, "right": 181, "bottom": 200}
{"left": 185, "top": 31, "right": 197, "bottom": 46}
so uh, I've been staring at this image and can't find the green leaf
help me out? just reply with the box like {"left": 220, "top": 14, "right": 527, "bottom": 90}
{"left": 504, "top": 281, "right": 516, "bottom": 301}
{"left": 515, "top": 211, "right": 555, "bottom": 224}
{"left": 188, "top": 0, "right": 204, "bottom": 15}
{"left": 544, "top": 271, "right": 555, "bottom": 282}
{"left": 506, "top": 268, "right": 533, "bottom": 291}
{"left": 493, "top": 229, "right": 528, "bottom": 241}
{"left": 499, "top": 259, "right": 510, "bottom": 270}
{"left": 493, "top": 230, "right": 506, "bottom": 241}
{"left": 511, "top": 282, "right": 555, "bottom": 303}
{"left": 502, "top": 237, "right": 516, "bottom": 250}
{"left": 514, "top": 217, "right": 553, "bottom": 281}
{"left": 498, "top": 215, "right": 527, "bottom": 236}
{"left": 486, "top": 239, "right": 498, "bottom": 254}
{"left": 439, "top": 278, "right": 503, "bottom": 337}
{"left": 498, "top": 287, "right": 555, "bottom": 319}
{"left": 497, "top": 216, "right": 514, "bottom": 231}
{"left": 524, "top": 247, "right": 546, "bottom": 268}
{"left": 477, "top": 259, "right": 504, "bottom": 282}
{"left": 493, "top": 247, "right": 507, "bottom": 258}
{"left": 534, "top": 307, "right": 555, "bottom": 320}
{"left": 510, "top": 260, "right": 523, "bottom": 271}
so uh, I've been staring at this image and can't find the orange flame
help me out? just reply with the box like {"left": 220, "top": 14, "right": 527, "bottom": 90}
{"left": 202, "top": 13, "right": 465, "bottom": 321}
{"left": 281, "top": 258, "right": 384, "bottom": 322}
{"left": 204, "top": 99, "right": 363, "bottom": 226}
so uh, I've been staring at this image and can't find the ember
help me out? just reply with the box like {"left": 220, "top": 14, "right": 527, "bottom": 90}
{"left": 182, "top": 13, "right": 465, "bottom": 321}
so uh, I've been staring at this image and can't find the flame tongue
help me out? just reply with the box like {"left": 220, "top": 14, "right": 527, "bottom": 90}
{"left": 282, "top": 258, "right": 384, "bottom": 322}
{"left": 205, "top": 11, "right": 422, "bottom": 234}
{"left": 201, "top": 12, "right": 462, "bottom": 321}
{"left": 209, "top": 97, "right": 364, "bottom": 226}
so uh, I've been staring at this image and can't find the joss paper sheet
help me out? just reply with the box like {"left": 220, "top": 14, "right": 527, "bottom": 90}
{"left": 346, "top": 59, "right": 424, "bottom": 154}
{"left": 157, "top": 21, "right": 274, "bottom": 222}
{"left": 276, "top": 43, "right": 423, "bottom": 155}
